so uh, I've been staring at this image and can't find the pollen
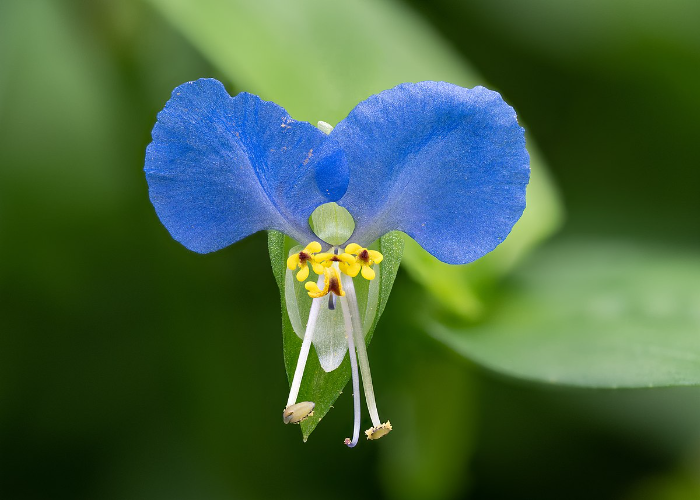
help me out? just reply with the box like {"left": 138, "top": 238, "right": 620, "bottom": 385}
{"left": 365, "top": 421, "right": 392, "bottom": 440}
{"left": 287, "top": 241, "right": 324, "bottom": 282}
{"left": 283, "top": 401, "right": 315, "bottom": 424}
{"left": 305, "top": 266, "right": 345, "bottom": 298}
{"left": 342, "top": 243, "right": 383, "bottom": 280}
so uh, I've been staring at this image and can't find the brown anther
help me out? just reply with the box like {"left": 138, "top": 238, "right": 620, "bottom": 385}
{"left": 328, "top": 276, "right": 342, "bottom": 296}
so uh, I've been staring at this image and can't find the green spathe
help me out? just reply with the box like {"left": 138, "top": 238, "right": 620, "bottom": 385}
{"left": 268, "top": 230, "right": 403, "bottom": 440}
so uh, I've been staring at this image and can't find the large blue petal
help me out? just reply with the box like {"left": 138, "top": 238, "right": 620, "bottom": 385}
{"left": 145, "top": 79, "right": 348, "bottom": 253}
{"left": 332, "top": 82, "right": 529, "bottom": 264}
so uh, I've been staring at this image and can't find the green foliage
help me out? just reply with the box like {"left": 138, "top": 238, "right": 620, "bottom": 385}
{"left": 145, "top": 0, "right": 478, "bottom": 123}
{"left": 309, "top": 202, "right": 355, "bottom": 246}
{"left": 431, "top": 240, "right": 700, "bottom": 387}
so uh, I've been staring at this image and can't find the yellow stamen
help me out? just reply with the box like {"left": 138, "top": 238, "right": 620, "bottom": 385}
{"left": 367, "top": 250, "right": 383, "bottom": 264}
{"left": 296, "top": 263, "right": 310, "bottom": 282}
{"left": 304, "top": 279, "right": 326, "bottom": 298}
{"left": 305, "top": 241, "right": 322, "bottom": 253}
{"left": 286, "top": 253, "right": 300, "bottom": 270}
{"left": 311, "top": 261, "right": 326, "bottom": 275}
{"left": 313, "top": 252, "right": 335, "bottom": 264}
{"left": 287, "top": 241, "right": 323, "bottom": 281}
{"left": 342, "top": 243, "right": 383, "bottom": 280}
{"left": 315, "top": 252, "right": 356, "bottom": 268}
{"left": 305, "top": 267, "right": 345, "bottom": 298}
{"left": 345, "top": 243, "right": 362, "bottom": 255}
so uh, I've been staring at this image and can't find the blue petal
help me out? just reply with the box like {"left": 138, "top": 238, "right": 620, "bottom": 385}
{"left": 145, "top": 79, "right": 348, "bottom": 252}
{"left": 331, "top": 82, "right": 529, "bottom": 264}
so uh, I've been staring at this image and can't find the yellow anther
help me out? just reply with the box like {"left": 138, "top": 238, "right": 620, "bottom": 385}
{"left": 365, "top": 421, "right": 392, "bottom": 440}
{"left": 305, "top": 266, "right": 345, "bottom": 298}
{"left": 344, "top": 243, "right": 362, "bottom": 255}
{"left": 314, "top": 252, "right": 356, "bottom": 269}
{"left": 286, "top": 241, "right": 323, "bottom": 282}
{"left": 342, "top": 243, "right": 383, "bottom": 280}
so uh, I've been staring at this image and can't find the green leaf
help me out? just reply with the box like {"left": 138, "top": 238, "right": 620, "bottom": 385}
{"left": 429, "top": 240, "right": 700, "bottom": 388}
{"left": 626, "top": 467, "right": 700, "bottom": 500}
{"left": 0, "top": 0, "right": 128, "bottom": 210}
{"left": 144, "top": 0, "right": 479, "bottom": 123}
{"left": 147, "top": 0, "right": 563, "bottom": 356}
{"left": 268, "top": 231, "right": 403, "bottom": 440}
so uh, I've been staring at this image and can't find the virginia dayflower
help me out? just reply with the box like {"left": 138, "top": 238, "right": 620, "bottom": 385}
{"left": 145, "top": 78, "right": 529, "bottom": 447}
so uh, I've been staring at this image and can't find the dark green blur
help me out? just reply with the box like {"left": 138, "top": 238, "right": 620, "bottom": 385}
{"left": 1, "top": 1, "right": 699, "bottom": 499}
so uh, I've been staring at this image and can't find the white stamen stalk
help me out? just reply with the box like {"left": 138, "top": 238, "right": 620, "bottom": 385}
{"left": 339, "top": 292, "right": 361, "bottom": 447}
{"left": 342, "top": 274, "right": 382, "bottom": 427}
{"left": 286, "top": 275, "right": 324, "bottom": 407}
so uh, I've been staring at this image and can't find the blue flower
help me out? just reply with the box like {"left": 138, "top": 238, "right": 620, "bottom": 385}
{"left": 145, "top": 78, "right": 529, "bottom": 446}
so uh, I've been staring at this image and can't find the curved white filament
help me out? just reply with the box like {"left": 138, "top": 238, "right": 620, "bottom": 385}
{"left": 339, "top": 294, "right": 361, "bottom": 447}
{"left": 342, "top": 274, "right": 382, "bottom": 428}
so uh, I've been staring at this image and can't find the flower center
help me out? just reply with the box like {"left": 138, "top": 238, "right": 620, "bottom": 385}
{"left": 305, "top": 266, "right": 345, "bottom": 298}
{"left": 283, "top": 239, "right": 391, "bottom": 447}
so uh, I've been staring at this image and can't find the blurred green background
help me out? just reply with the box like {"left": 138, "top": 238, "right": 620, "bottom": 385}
{"left": 1, "top": 0, "right": 700, "bottom": 499}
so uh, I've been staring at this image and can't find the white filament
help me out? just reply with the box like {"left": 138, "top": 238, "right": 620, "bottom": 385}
{"left": 342, "top": 274, "right": 382, "bottom": 427}
{"left": 339, "top": 294, "right": 361, "bottom": 447}
{"left": 286, "top": 277, "right": 323, "bottom": 407}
